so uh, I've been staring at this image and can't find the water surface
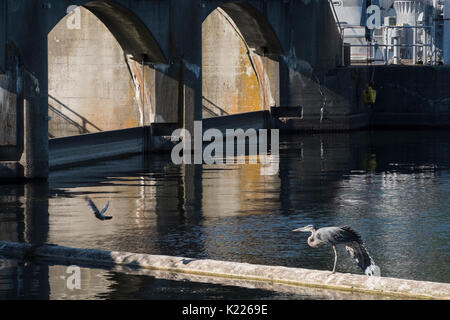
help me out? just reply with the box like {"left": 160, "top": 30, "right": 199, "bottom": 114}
{"left": 1, "top": 130, "right": 449, "bottom": 299}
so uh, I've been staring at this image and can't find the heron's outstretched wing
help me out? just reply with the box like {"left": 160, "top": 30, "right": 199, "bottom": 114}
{"left": 100, "top": 201, "right": 110, "bottom": 215}
{"left": 318, "top": 226, "right": 380, "bottom": 276}
{"left": 84, "top": 196, "right": 100, "bottom": 215}
{"left": 316, "top": 226, "right": 362, "bottom": 244}
{"left": 345, "top": 241, "right": 381, "bottom": 276}
{"left": 334, "top": 226, "right": 363, "bottom": 244}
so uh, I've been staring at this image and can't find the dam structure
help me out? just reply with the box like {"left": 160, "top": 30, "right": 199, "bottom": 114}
{"left": 0, "top": 0, "right": 450, "bottom": 180}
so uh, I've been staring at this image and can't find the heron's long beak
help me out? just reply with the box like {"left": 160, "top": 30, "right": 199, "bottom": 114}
{"left": 292, "top": 226, "right": 308, "bottom": 232}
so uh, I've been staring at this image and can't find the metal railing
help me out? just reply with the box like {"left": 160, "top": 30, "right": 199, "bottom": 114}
{"left": 340, "top": 25, "right": 435, "bottom": 66}
{"left": 328, "top": 0, "right": 343, "bottom": 38}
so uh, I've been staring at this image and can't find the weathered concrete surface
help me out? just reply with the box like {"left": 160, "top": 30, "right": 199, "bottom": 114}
{"left": 202, "top": 8, "right": 273, "bottom": 118}
{"left": 0, "top": 1, "right": 5, "bottom": 73}
{"left": 49, "top": 127, "right": 144, "bottom": 169}
{"left": 110, "top": 265, "right": 398, "bottom": 300}
{"left": 0, "top": 76, "right": 17, "bottom": 148}
{"left": 203, "top": 110, "right": 269, "bottom": 135}
{"left": 47, "top": 111, "right": 268, "bottom": 169}
{"left": 1, "top": 0, "right": 344, "bottom": 179}
{"left": 0, "top": 241, "right": 448, "bottom": 300}
{"left": 48, "top": 126, "right": 172, "bottom": 169}
{"left": 48, "top": 7, "right": 141, "bottom": 137}
{"left": 48, "top": 7, "right": 179, "bottom": 137}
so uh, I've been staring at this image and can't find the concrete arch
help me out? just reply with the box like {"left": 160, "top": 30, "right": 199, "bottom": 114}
{"left": 203, "top": 1, "right": 284, "bottom": 57}
{"left": 48, "top": 0, "right": 167, "bottom": 64}
{"left": 202, "top": 2, "right": 282, "bottom": 117}
{"left": 48, "top": 4, "right": 171, "bottom": 138}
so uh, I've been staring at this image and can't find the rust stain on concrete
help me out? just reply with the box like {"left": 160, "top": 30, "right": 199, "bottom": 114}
{"left": 238, "top": 45, "right": 263, "bottom": 114}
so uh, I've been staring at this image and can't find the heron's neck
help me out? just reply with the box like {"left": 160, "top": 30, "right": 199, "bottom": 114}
{"left": 307, "top": 230, "right": 317, "bottom": 247}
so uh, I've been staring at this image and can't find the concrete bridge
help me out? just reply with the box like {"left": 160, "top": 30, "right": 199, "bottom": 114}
{"left": 0, "top": 0, "right": 343, "bottom": 180}
{"left": 2, "top": 1, "right": 450, "bottom": 181}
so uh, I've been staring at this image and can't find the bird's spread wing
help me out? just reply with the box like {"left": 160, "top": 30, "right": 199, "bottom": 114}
{"left": 333, "top": 226, "right": 363, "bottom": 244}
{"left": 100, "top": 201, "right": 110, "bottom": 215}
{"left": 317, "top": 226, "right": 363, "bottom": 244}
{"left": 319, "top": 226, "right": 380, "bottom": 276}
{"left": 345, "top": 241, "right": 381, "bottom": 276}
{"left": 84, "top": 196, "right": 100, "bottom": 215}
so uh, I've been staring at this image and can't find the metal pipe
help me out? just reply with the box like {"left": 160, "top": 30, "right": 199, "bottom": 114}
{"left": 393, "top": 28, "right": 400, "bottom": 65}
{"left": 413, "top": 25, "right": 417, "bottom": 64}
{"left": 429, "top": 31, "right": 432, "bottom": 65}
{"left": 385, "top": 29, "right": 389, "bottom": 65}
{"left": 328, "top": 0, "right": 343, "bottom": 37}
{"left": 343, "top": 44, "right": 432, "bottom": 47}
{"left": 342, "top": 27, "right": 346, "bottom": 66}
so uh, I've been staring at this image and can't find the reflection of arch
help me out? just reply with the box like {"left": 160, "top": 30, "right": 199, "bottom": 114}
{"left": 49, "top": 1, "right": 167, "bottom": 64}
{"left": 205, "top": 1, "right": 284, "bottom": 57}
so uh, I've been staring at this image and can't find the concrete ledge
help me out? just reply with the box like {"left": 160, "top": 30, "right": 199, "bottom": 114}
{"left": 203, "top": 111, "right": 270, "bottom": 135}
{"left": 273, "top": 113, "right": 370, "bottom": 132}
{"left": 49, "top": 127, "right": 144, "bottom": 169}
{"left": 372, "top": 112, "right": 450, "bottom": 128}
{"left": 0, "top": 241, "right": 448, "bottom": 300}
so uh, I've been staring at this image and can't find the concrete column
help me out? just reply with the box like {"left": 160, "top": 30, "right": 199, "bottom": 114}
{"left": 21, "top": 95, "right": 49, "bottom": 179}
{"left": 169, "top": 0, "right": 202, "bottom": 157}
{"left": 24, "top": 182, "right": 49, "bottom": 244}
{"left": 175, "top": 1, "right": 203, "bottom": 134}
{"left": 17, "top": 4, "right": 49, "bottom": 179}
{"left": 0, "top": 1, "right": 5, "bottom": 72}
{"left": 444, "top": 0, "right": 450, "bottom": 64}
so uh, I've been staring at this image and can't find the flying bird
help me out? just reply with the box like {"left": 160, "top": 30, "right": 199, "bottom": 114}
{"left": 292, "top": 225, "right": 380, "bottom": 276}
{"left": 84, "top": 196, "right": 112, "bottom": 221}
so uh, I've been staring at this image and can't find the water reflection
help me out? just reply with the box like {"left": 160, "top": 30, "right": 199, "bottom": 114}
{"left": 0, "top": 258, "right": 399, "bottom": 300}
{"left": 0, "top": 130, "right": 449, "bottom": 299}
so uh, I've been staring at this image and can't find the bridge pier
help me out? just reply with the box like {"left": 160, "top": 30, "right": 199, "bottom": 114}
{"left": 175, "top": 2, "right": 203, "bottom": 145}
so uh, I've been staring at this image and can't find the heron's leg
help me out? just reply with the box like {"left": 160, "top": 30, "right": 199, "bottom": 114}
{"left": 332, "top": 245, "right": 337, "bottom": 273}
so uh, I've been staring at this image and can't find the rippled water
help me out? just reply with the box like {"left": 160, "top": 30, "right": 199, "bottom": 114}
{"left": 1, "top": 130, "right": 449, "bottom": 299}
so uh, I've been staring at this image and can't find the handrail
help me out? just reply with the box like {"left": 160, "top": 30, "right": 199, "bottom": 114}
{"left": 328, "top": 0, "right": 343, "bottom": 38}
{"left": 48, "top": 94, "right": 102, "bottom": 131}
{"left": 341, "top": 25, "right": 435, "bottom": 66}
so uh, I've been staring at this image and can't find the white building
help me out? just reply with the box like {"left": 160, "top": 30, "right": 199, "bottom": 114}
{"left": 332, "top": 0, "right": 448, "bottom": 64}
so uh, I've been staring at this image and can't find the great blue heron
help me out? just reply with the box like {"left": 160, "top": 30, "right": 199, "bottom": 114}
{"left": 293, "top": 225, "right": 380, "bottom": 276}
{"left": 84, "top": 196, "right": 112, "bottom": 221}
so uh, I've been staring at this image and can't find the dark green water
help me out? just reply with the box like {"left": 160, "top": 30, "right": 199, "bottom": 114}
{"left": 0, "top": 130, "right": 449, "bottom": 299}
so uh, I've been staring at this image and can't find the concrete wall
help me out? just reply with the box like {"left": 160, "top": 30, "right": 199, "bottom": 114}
{"left": 275, "top": 65, "right": 450, "bottom": 131}
{"left": 48, "top": 7, "right": 141, "bottom": 137}
{"left": 202, "top": 8, "right": 272, "bottom": 118}
{"left": 0, "top": 70, "right": 23, "bottom": 162}
{"left": 1, "top": 0, "right": 345, "bottom": 179}
{"left": 48, "top": 7, "right": 180, "bottom": 138}
{"left": 0, "top": 75, "right": 17, "bottom": 147}
{"left": 280, "top": 1, "right": 343, "bottom": 113}
{"left": 0, "top": 1, "right": 5, "bottom": 73}
{"left": 372, "top": 66, "right": 450, "bottom": 127}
